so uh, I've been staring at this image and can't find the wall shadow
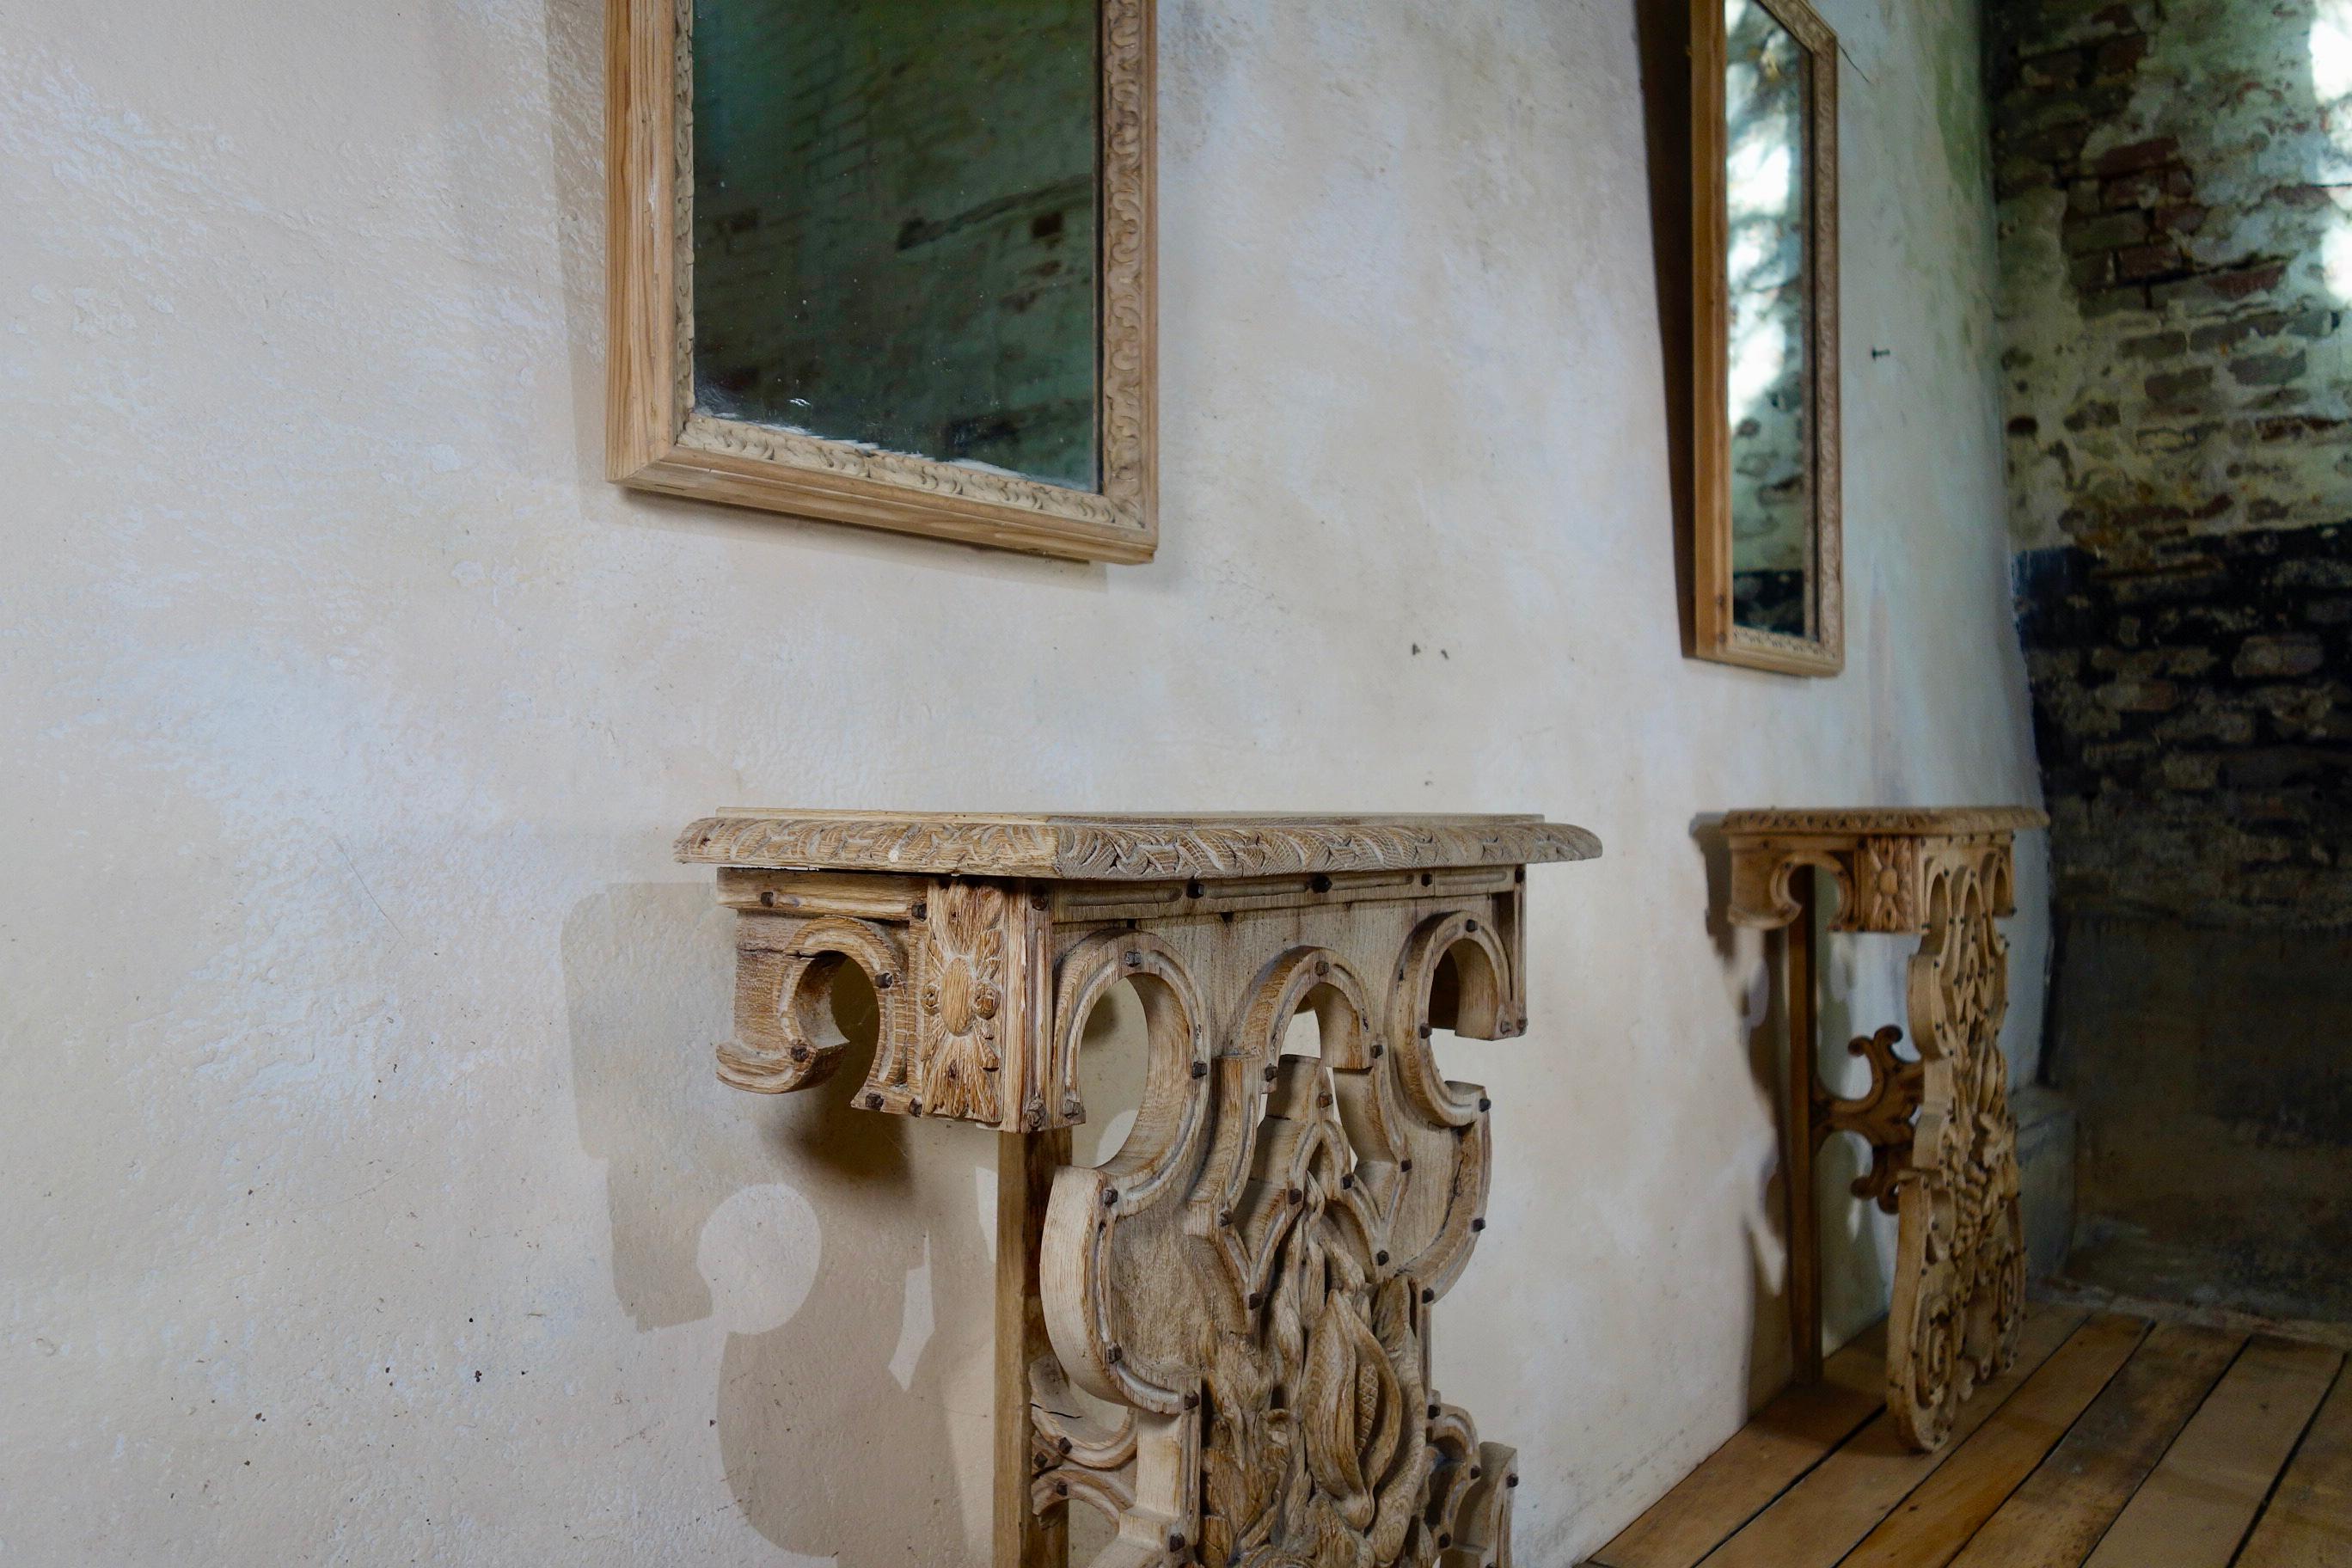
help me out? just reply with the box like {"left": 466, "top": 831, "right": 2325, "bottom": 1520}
{"left": 1633, "top": 0, "right": 1697, "bottom": 654}
{"left": 564, "top": 884, "right": 997, "bottom": 1558}
{"left": 1691, "top": 817, "right": 1802, "bottom": 1408}
{"left": 1798, "top": 887, "right": 1901, "bottom": 1361}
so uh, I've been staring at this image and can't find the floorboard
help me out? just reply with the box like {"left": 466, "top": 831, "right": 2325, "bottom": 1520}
{"left": 1692, "top": 1309, "right": 2091, "bottom": 1568}
{"left": 1581, "top": 1306, "right": 2352, "bottom": 1568}
{"left": 1834, "top": 1313, "right": 2149, "bottom": 1568}
{"left": 2237, "top": 1359, "right": 2352, "bottom": 1568}
{"left": 2080, "top": 1337, "right": 2343, "bottom": 1568}
{"left": 1942, "top": 1323, "right": 2242, "bottom": 1568}
{"left": 1589, "top": 1321, "right": 1890, "bottom": 1568}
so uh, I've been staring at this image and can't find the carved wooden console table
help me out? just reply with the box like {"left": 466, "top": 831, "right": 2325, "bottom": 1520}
{"left": 677, "top": 812, "right": 1599, "bottom": 1567}
{"left": 1720, "top": 807, "right": 2046, "bottom": 1451}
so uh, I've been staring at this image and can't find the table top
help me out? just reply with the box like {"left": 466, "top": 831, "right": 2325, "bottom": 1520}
{"left": 677, "top": 811, "right": 1602, "bottom": 881}
{"left": 1718, "top": 806, "right": 2048, "bottom": 839}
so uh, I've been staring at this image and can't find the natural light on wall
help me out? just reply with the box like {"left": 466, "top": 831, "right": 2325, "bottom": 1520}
{"left": 2312, "top": 0, "right": 2352, "bottom": 297}
{"left": 1724, "top": 0, "right": 1799, "bottom": 424}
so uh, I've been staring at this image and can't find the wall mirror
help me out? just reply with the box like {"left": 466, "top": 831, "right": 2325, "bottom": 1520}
{"left": 1691, "top": 0, "right": 1842, "bottom": 675}
{"left": 608, "top": 0, "right": 1156, "bottom": 563}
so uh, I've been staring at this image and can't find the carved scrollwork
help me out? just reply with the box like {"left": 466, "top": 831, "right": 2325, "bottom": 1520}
{"left": 1720, "top": 807, "right": 2038, "bottom": 1449}
{"left": 717, "top": 915, "right": 910, "bottom": 1096}
{"left": 1887, "top": 856, "right": 2025, "bottom": 1450}
{"left": 1815, "top": 1025, "right": 1925, "bottom": 1213}
{"left": 1040, "top": 942, "right": 1511, "bottom": 1568}
{"left": 1720, "top": 808, "right": 2045, "bottom": 935}
{"left": 679, "top": 814, "right": 1589, "bottom": 1564}
{"left": 1852, "top": 837, "right": 1920, "bottom": 931}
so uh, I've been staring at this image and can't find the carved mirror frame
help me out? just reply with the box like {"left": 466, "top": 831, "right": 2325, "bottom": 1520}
{"left": 1690, "top": 0, "right": 1843, "bottom": 676}
{"left": 606, "top": 0, "right": 1157, "bottom": 563}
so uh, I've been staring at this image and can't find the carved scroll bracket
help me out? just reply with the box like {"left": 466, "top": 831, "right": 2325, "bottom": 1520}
{"left": 1814, "top": 1026, "right": 1925, "bottom": 1212}
{"left": 678, "top": 812, "right": 1596, "bottom": 1567}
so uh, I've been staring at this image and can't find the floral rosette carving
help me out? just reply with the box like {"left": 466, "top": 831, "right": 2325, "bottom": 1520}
{"left": 917, "top": 882, "right": 1007, "bottom": 1122}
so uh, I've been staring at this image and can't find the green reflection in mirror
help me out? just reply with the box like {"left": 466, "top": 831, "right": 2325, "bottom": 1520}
{"left": 1724, "top": 0, "right": 1811, "bottom": 638}
{"left": 692, "top": 0, "right": 1102, "bottom": 492}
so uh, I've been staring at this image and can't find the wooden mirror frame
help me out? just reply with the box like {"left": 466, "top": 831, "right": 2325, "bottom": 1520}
{"left": 1690, "top": 0, "right": 1842, "bottom": 676}
{"left": 606, "top": 0, "right": 1157, "bottom": 564}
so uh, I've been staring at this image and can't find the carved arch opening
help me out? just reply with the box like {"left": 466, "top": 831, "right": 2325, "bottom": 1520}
{"left": 718, "top": 916, "right": 909, "bottom": 1097}
{"left": 1390, "top": 914, "right": 1515, "bottom": 1132}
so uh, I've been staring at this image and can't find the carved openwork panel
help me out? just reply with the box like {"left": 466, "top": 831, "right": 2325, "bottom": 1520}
{"left": 1036, "top": 910, "right": 1522, "bottom": 1567}
{"left": 1720, "top": 806, "right": 2043, "bottom": 1451}
{"left": 1889, "top": 842, "right": 2026, "bottom": 1449}
{"left": 681, "top": 812, "right": 1596, "bottom": 1565}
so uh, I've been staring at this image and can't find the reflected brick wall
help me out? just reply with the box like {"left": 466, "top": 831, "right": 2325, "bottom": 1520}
{"left": 691, "top": 0, "right": 1099, "bottom": 486}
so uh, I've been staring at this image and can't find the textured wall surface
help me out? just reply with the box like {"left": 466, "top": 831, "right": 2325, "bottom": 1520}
{"left": 1992, "top": 0, "right": 2352, "bottom": 1320}
{"left": 2047, "top": 915, "right": 2352, "bottom": 1321}
{"left": 0, "top": 0, "right": 2041, "bottom": 1561}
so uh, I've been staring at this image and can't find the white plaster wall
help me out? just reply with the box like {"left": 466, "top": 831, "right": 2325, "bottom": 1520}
{"left": 0, "top": 0, "right": 2042, "bottom": 1562}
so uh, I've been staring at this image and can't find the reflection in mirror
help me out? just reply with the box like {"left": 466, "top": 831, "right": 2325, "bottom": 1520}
{"left": 1724, "top": 0, "right": 1812, "bottom": 637}
{"left": 691, "top": 0, "right": 1102, "bottom": 490}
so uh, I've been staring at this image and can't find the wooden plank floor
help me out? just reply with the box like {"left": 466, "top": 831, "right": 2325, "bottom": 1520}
{"left": 1589, "top": 1304, "right": 2350, "bottom": 1568}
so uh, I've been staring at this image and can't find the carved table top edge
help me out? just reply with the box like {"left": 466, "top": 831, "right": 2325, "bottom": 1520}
{"left": 1717, "top": 805, "right": 2049, "bottom": 841}
{"left": 676, "top": 811, "right": 1602, "bottom": 879}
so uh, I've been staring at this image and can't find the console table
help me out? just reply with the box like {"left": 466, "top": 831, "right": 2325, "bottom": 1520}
{"left": 1720, "top": 807, "right": 2046, "bottom": 1451}
{"left": 677, "top": 812, "right": 1599, "bottom": 1567}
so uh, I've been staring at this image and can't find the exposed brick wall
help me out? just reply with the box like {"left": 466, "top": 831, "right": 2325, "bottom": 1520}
{"left": 1992, "top": 0, "right": 2352, "bottom": 559}
{"left": 1993, "top": 0, "right": 2352, "bottom": 927}
{"left": 2017, "top": 524, "right": 2352, "bottom": 926}
{"left": 1992, "top": 0, "right": 2352, "bottom": 1320}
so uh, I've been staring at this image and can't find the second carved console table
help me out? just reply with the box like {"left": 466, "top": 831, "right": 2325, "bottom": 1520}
{"left": 677, "top": 811, "right": 1599, "bottom": 1567}
{"left": 1721, "top": 807, "right": 2046, "bottom": 1451}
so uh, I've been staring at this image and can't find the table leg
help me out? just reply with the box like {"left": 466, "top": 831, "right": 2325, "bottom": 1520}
{"left": 996, "top": 1129, "right": 1072, "bottom": 1568}
{"left": 1786, "top": 867, "right": 1823, "bottom": 1386}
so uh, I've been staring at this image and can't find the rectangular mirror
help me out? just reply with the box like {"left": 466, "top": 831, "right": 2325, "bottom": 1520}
{"left": 1692, "top": 0, "right": 1841, "bottom": 675}
{"left": 608, "top": 0, "right": 1156, "bottom": 562}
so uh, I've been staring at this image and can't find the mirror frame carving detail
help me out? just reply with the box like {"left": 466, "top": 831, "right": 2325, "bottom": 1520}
{"left": 1690, "top": 0, "right": 1843, "bottom": 676}
{"left": 606, "top": 0, "right": 1158, "bottom": 563}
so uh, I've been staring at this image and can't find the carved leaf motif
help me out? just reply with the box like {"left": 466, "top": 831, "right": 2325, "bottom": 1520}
{"left": 1204, "top": 1327, "right": 1289, "bottom": 1566}
{"left": 1302, "top": 1295, "right": 1399, "bottom": 1529}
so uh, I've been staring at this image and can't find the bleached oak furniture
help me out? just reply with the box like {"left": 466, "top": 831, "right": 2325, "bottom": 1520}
{"left": 1721, "top": 807, "right": 2047, "bottom": 1450}
{"left": 677, "top": 812, "right": 1599, "bottom": 1567}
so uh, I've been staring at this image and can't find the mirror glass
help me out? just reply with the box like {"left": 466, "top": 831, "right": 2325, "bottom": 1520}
{"left": 1723, "top": 0, "right": 1812, "bottom": 637}
{"left": 690, "top": 0, "right": 1102, "bottom": 492}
